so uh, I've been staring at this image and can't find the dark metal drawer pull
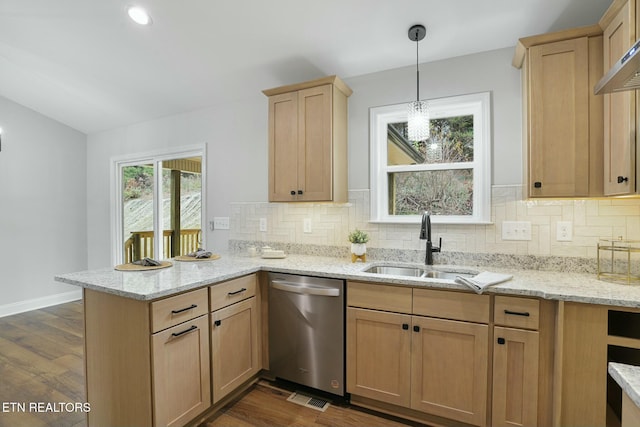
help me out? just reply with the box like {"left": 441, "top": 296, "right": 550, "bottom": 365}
{"left": 227, "top": 288, "right": 247, "bottom": 296}
{"left": 504, "top": 309, "right": 530, "bottom": 317}
{"left": 171, "top": 325, "right": 197, "bottom": 337}
{"left": 171, "top": 304, "right": 197, "bottom": 314}
{"left": 402, "top": 323, "right": 409, "bottom": 330}
{"left": 214, "top": 320, "right": 222, "bottom": 327}
{"left": 497, "top": 337, "right": 506, "bottom": 345}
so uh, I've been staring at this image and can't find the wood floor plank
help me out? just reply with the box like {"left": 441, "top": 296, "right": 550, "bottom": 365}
{"left": 206, "top": 383, "right": 418, "bottom": 427}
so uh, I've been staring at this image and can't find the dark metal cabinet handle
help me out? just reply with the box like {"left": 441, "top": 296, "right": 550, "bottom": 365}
{"left": 290, "top": 190, "right": 296, "bottom": 195}
{"left": 227, "top": 288, "right": 247, "bottom": 296}
{"left": 402, "top": 323, "right": 409, "bottom": 330}
{"left": 618, "top": 176, "right": 629, "bottom": 183}
{"left": 171, "top": 304, "right": 197, "bottom": 314}
{"left": 497, "top": 337, "right": 506, "bottom": 345}
{"left": 171, "top": 325, "right": 198, "bottom": 337}
{"left": 413, "top": 325, "right": 420, "bottom": 332}
{"left": 504, "top": 309, "right": 530, "bottom": 317}
{"left": 214, "top": 320, "right": 222, "bottom": 327}
{"left": 534, "top": 182, "right": 542, "bottom": 188}
{"left": 297, "top": 190, "right": 303, "bottom": 195}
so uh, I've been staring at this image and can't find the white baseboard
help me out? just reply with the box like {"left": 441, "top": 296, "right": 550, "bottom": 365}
{"left": 0, "top": 290, "right": 83, "bottom": 318}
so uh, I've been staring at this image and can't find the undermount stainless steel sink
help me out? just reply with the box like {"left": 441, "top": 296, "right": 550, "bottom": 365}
{"left": 363, "top": 265, "right": 477, "bottom": 280}
{"left": 364, "top": 266, "right": 425, "bottom": 277}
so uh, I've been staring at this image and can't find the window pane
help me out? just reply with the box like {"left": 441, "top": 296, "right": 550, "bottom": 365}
{"left": 387, "top": 115, "right": 474, "bottom": 165}
{"left": 162, "top": 158, "right": 202, "bottom": 258}
{"left": 122, "top": 164, "right": 155, "bottom": 262}
{"left": 388, "top": 169, "right": 473, "bottom": 216}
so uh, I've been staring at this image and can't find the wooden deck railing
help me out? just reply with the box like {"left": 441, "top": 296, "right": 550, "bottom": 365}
{"left": 124, "top": 229, "right": 202, "bottom": 263}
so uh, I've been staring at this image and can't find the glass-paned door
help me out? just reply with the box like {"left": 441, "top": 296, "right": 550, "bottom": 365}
{"left": 115, "top": 147, "right": 205, "bottom": 265}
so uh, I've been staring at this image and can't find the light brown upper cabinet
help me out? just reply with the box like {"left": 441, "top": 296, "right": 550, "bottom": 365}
{"left": 601, "top": 0, "right": 636, "bottom": 195}
{"left": 513, "top": 26, "right": 604, "bottom": 198}
{"left": 263, "top": 76, "right": 351, "bottom": 202}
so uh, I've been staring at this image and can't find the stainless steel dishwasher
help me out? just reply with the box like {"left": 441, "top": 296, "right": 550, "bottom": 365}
{"left": 268, "top": 272, "right": 345, "bottom": 396}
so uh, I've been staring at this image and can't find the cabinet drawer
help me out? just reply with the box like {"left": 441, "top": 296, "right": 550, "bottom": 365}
{"left": 210, "top": 274, "right": 257, "bottom": 312}
{"left": 151, "top": 288, "right": 209, "bottom": 333}
{"left": 494, "top": 296, "right": 540, "bottom": 330}
{"left": 347, "top": 281, "right": 412, "bottom": 313}
{"left": 413, "top": 288, "right": 490, "bottom": 323}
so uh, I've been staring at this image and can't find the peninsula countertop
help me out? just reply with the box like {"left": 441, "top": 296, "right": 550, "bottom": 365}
{"left": 55, "top": 252, "right": 640, "bottom": 307}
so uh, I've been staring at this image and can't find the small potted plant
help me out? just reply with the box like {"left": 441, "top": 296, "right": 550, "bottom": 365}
{"left": 348, "top": 229, "right": 369, "bottom": 262}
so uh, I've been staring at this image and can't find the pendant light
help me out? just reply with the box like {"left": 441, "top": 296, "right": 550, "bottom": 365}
{"left": 407, "top": 24, "right": 429, "bottom": 142}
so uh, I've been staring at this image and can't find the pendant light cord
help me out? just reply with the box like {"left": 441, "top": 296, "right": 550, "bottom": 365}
{"left": 415, "top": 32, "right": 420, "bottom": 102}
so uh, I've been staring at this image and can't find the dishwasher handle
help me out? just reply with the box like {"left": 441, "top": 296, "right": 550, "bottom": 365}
{"left": 270, "top": 280, "right": 340, "bottom": 297}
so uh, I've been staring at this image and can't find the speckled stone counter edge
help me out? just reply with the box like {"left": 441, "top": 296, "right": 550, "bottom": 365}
{"left": 609, "top": 363, "right": 640, "bottom": 410}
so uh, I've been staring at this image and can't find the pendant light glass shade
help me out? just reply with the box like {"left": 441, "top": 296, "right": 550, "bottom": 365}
{"left": 407, "top": 100, "right": 429, "bottom": 142}
{"left": 407, "top": 24, "right": 429, "bottom": 142}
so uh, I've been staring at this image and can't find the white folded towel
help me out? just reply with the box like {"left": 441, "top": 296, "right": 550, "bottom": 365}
{"left": 455, "top": 271, "right": 513, "bottom": 294}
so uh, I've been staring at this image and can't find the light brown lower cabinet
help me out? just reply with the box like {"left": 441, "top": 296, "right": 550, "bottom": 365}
{"left": 83, "top": 287, "right": 212, "bottom": 427}
{"left": 491, "top": 326, "right": 539, "bottom": 427}
{"left": 151, "top": 314, "right": 211, "bottom": 427}
{"left": 411, "top": 317, "right": 488, "bottom": 426}
{"left": 347, "top": 287, "right": 489, "bottom": 427}
{"left": 346, "top": 307, "right": 412, "bottom": 407}
{"left": 211, "top": 296, "right": 260, "bottom": 403}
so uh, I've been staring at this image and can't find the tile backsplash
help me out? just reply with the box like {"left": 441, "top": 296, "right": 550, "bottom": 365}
{"left": 230, "top": 185, "right": 640, "bottom": 260}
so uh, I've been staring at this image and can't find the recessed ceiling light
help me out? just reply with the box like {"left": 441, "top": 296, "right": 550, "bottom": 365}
{"left": 127, "top": 6, "right": 152, "bottom": 25}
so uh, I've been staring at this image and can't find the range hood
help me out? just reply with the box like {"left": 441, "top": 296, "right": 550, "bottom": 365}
{"left": 595, "top": 38, "right": 640, "bottom": 94}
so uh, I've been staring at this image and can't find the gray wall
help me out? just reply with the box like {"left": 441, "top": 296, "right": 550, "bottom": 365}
{"left": 85, "top": 47, "right": 521, "bottom": 268}
{"left": 345, "top": 47, "right": 521, "bottom": 189}
{"left": 0, "top": 95, "right": 87, "bottom": 315}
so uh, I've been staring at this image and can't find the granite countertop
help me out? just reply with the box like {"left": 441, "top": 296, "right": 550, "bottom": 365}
{"left": 609, "top": 363, "right": 640, "bottom": 409}
{"left": 55, "top": 252, "right": 640, "bottom": 306}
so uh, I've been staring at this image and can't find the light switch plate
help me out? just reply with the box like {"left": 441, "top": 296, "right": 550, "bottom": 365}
{"left": 259, "top": 218, "right": 267, "bottom": 232}
{"left": 212, "top": 217, "right": 230, "bottom": 230}
{"left": 502, "top": 221, "right": 532, "bottom": 241}
{"left": 557, "top": 221, "right": 573, "bottom": 241}
{"left": 303, "top": 218, "right": 312, "bottom": 233}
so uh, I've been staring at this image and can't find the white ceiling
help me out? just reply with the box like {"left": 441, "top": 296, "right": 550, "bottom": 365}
{"left": 0, "top": 0, "right": 612, "bottom": 134}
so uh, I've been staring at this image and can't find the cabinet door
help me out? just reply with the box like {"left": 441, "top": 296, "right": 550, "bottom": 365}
{"left": 529, "top": 38, "right": 590, "bottom": 197}
{"left": 298, "top": 84, "right": 333, "bottom": 201}
{"left": 268, "top": 91, "right": 299, "bottom": 201}
{"left": 492, "top": 327, "right": 540, "bottom": 427}
{"left": 346, "top": 307, "right": 412, "bottom": 408}
{"left": 151, "top": 314, "right": 211, "bottom": 427}
{"left": 411, "top": 316, "right": 488, "bottom": 426}
{"left": 211, "top": 297, "right": 260, "bottom": 403}
{"left": 603, "top": 1, "right": 635, "bottom": 195}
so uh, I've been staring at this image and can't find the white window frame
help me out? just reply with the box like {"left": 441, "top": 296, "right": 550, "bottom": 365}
{"left": 370, "top": 92, "right": 491, "bottom": 224}
{"left": 110, "top": 144, "right": 207, "bottom": 265}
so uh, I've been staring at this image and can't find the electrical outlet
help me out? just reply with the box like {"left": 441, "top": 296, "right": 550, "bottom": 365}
{"left": 303, "top": 218, "right": 312, "bottom": 233}
{"left": 212, "top": 217, "right": 230, "bottom": 230}
{"left": 259, "top": 218, "right": 267, "bottom": 232}
{"left": 502, "top": 221, "right": 532, "bottom": 241}
{"left": 557, "top": 221, "right": 573, "bottom": 241}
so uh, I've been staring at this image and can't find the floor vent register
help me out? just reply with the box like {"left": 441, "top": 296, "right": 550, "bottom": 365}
{"left": 287, "top": 391, "right": 330, "bottom": 412}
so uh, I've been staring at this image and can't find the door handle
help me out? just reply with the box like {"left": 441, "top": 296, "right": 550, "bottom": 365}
{"left": 270, "top": 280, "right": 340, "bottom": 296}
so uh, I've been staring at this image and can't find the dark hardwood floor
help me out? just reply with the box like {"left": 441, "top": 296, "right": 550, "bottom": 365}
{"left": 0, "top": 301, "right": 420, "bottom": 427}
{"left": 0, "top": 300, "right": 86, "bottom": 427}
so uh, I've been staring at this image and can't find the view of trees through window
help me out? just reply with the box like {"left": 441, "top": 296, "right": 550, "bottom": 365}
{"left": 388, "top": 115, "right": 474, "bottom": 216}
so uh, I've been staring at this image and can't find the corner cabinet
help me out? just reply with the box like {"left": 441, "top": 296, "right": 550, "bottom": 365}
{"left": 263, "top": 76, "right": 352, "bottom": 202}
{"left": 513, "top": 26, "right": 604, "bottom": 198}
{"left": 84, "top": 287, "right": 211, "bottom": 427}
